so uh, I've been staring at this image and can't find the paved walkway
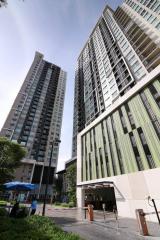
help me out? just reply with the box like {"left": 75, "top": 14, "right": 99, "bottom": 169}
{"left": 37, "top": 204, "right": 160, "bottom": 240}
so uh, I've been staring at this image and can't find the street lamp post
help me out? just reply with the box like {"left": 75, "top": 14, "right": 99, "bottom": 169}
{"left": 42, "top": 138, "right": 61, "bottom": 216}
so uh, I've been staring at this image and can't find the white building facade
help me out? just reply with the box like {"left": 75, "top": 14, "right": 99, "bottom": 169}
{"left": 77, "top": 66, "right": 160, "bottom": 221}
{"left": 76, "top": 1, "right": 160, "bottom": 221}
{"left": 72, "top": 1, "right": 160, "bottom": 158}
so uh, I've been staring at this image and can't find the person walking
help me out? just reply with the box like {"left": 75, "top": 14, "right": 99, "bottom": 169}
{"left": 30, "top": 197, "right": 37, "bottom": 215}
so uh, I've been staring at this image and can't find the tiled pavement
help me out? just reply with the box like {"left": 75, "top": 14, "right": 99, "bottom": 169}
{"left": 37, "top": 204, "right": 160, "bottom": 240}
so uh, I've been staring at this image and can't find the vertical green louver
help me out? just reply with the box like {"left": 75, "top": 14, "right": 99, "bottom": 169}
{"left": 81, "top": 78, "right": 160, "bottom": 181}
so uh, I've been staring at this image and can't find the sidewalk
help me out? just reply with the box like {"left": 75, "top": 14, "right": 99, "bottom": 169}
{"left": 39, "top": 205, "right": 160, "bottom": 240}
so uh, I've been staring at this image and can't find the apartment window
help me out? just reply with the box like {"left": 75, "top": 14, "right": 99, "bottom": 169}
{"left": 149, "top": 84, "right": 160, "bottom": 108}
{"left": 111, "top": 116, "right": 124, "bottom": 174}
{"left": 141, "top": 9, "right": 146, "bottom": 16}
{"left": 152, "top": 18, "right": 159, "bottom": 27}
{"left": 112, "top": 91, "right": 118, "bottom": 98}
{"left": 101, "top": 122, "right": 110, "bottom": 176}
{"left": 5, "top": 134, "right": 11, "bottom": 138}
{"left": 93, "top": 128, "right": 99, "bottom": 178}
{"left": 144, "top": 12, "right": 150, "bottom": 20}
{"left": 129, "top": 132, "right": 143, "bottom": 171}
{"left": 20, "top": 141, "right": 26, "bottom": 146}
{"left": 106, "top": 119, "right": 117, "bottom": 175}
{"left": 155, "top": 4, "right": 160, "bottom": 13}
{"left": 119, "top": 109, "right": 128, "bottom": 134}
{"left": 137, "top": 127, "right": 155, "bottom": 169}
{"left": 125, "top": 103, "right": 136, "bottom": 129}
{"left": 126, "top": 50, "right": 133, "bottom": 60}
{"left": 99, "top": 148, "right": 104, "bottom": 178}
{"left": 109, "top": 78, "right": 114, "bottom": 86}
{"left": 140, "top": 91, "right": 160, "bottom": 140}
{"left": 128, "top": 55, "right": 136, "bottom": 65}
{"left": 131, "top": 61, "right": 140, "bottom": 71}
{"left": 12, "top": 118, "right": 17, "bottom": 122}
{"left": 147, "top": 15, "right": 154, "bottom": 23}
{"left": 37, "top": 156, "right": 43, "bottom": 162}
{"left": 155, "top": 22, "right": 160, "bottom": 30}
{"left": 134, "top": 68, "right": 146, "bottom": 79}
{"left": 90, "top": 131, "right": 93, "bottom": 151}
{"left": 89, "top": 153, "right": 92, "bottom": 180}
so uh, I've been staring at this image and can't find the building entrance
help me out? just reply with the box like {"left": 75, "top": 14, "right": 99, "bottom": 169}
{"left": 84, "top": 186, "right": 116, "bottom": 211}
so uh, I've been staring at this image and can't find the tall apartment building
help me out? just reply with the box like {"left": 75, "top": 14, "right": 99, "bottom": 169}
{"left": 0, "top": 52, "right": 66, "bottom": 198}
{"left": 72, "top": 0, "right": 160, "bottom": 158}
{"left": 74, "top": 1, "right": 160, "bottom": 221}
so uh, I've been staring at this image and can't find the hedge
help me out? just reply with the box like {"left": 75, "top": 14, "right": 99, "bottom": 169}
{"left": 0, "top": 215, "right": 82, "bottom": 240}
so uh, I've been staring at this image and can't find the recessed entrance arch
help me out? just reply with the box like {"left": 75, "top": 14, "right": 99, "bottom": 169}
{"left": 78, "top": 181, "right": 117, "bottom": 211}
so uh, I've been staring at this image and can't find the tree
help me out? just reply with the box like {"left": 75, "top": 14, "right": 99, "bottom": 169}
{"left": 0, "top": 0, "right": 7, "bottom": 8}
{"left": 0, "top": 0, "right": 24, "bottom": 8}
{"left": 54, "top": 176, "right": 63, "bottom": 201}
{"left": 66, "top": 163, "right": 77, "bottom": 205}
{"left": 0, "top": 137, "right": 26, "bottom": 184}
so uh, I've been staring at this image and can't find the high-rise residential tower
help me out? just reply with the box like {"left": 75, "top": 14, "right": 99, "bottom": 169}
{"left": 74, "top": 1, "right": 160, "bottom": 221}
{"left": 0, "top": 52, "right": 66, "bottom": 198}
{"left": 72, "top": 0, "right": 160, "bottom": 158}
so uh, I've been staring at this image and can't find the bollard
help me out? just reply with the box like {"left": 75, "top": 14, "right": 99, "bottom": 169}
{"left": 135, "top": 209, "right": 149, "bottom": 236}
{"left": 102, "top": 203, "right": 106, "bottom": 222}
{"left": 83, "top": 207, "right": 87, "bottom": 219}
{"left": 88, "top": 204, "right": 94, "bottom": 221}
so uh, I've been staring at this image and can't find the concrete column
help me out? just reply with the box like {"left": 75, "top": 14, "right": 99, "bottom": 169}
{"left": 77, "top": 187, "right": 85, "bottom": 208}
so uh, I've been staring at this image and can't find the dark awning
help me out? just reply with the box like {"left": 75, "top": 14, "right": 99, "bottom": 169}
{"left": 77, "top": 180, "right": 114, "bottom": 189}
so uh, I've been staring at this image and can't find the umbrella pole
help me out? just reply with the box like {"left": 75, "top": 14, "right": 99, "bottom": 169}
{"left": 26, "top": 191, "right": 30, "bottom": 203}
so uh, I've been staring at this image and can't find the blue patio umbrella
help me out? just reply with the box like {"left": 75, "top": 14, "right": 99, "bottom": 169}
{"left": 4, "top": 181, "right": 37, "bottom": 191}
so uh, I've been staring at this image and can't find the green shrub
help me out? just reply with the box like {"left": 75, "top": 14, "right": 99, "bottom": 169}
{"left": 68, "top": 202, "right": 74, "bottom": 208}
{"left": 17, "top": 207, "right": 29, "bottom": 218}
{"left": 0, "top": 200, "right": 7, "bottom": 206}
{"left": 61, "top": 203, "right": 69, "bottom": 207}
{"left": 0, "top": 215, "right": 82, "bottom": 240}
{"left": 0, "top": 207, "right": 8, "bottom": 216}
{"left": 19, "top": 204, "right": 26, "bottom": 208}
{"left": 7, "top": 200, "right": 16, "bottom": 205}
{"left": 54, "top": 201, "right": 61, "bottom": 206}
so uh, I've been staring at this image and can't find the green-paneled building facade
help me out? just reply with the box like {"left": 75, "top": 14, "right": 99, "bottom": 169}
{"left": 81, "top": 77, "right": 160, "bottom": 181}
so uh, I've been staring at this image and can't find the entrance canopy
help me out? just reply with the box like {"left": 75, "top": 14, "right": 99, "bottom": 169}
{"left": 78, "top": 181, "right": 116, "bottom": 211}
{"left": 77, "top": 180, "right": 114, "bottom": 189}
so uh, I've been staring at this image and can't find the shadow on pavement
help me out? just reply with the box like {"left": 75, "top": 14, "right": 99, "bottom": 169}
{"left": 51, "top": 216, "right": 79, "bottom": 225}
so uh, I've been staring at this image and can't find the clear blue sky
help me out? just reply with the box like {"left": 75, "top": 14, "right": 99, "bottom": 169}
{"left": 0, "top": 0, "right": 122, "bottom": 170}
